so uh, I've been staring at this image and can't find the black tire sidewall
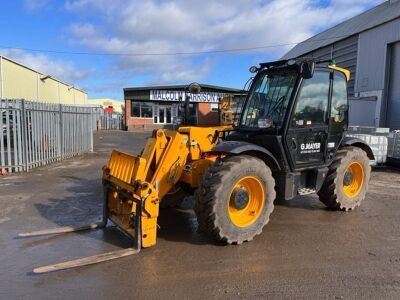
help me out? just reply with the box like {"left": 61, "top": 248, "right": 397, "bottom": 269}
{"left": 334, "top": 148, "right": 370, "bottom": 209}
{"left": 212, "top": 156, "right": 275, "bottom": 241}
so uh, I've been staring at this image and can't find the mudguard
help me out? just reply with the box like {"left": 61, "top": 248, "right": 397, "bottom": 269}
{"left": 211, "top": 141, "right": 281, "bottom": 171}
{"left": 341, "top": 136, "right": 375, "bottom": 160}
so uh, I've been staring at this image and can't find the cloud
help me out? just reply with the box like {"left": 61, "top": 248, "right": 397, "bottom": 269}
{"left": 23, "top": 0, "right": 50, "bottom": 11}
{"left": 0, "top": 48, "right": 90, "bottom": 84}
{"left": 147, "top": 58, "right": 215, "bottom": 85}
{"left": 64, "top": 0, "right": 383, "bottom": 85}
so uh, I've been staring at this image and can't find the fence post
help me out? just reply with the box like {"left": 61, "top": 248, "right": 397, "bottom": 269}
{"left": 90, "top": 110, "right": 94, "bottom": 152}
{"left": 59, "top": 104, "right": 63, "bottom": 160}
{"left": 21, "top": 99, "right": 29, "bottom": 172}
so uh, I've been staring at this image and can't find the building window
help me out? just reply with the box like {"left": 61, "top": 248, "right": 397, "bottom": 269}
{"left": 131, "top": 101, "right": 153, "bottom": 118}
{"left": 132, "top": 102, "right": 140, "bottom": 117}
{"left": 211, "top": 103, "right": 219, "bottom": 112}
{"left": 141, "top": 103, "right": 153, "bottom": 118}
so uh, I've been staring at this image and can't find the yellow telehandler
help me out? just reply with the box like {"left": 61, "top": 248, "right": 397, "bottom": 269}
{"left": 19, "top": 59, "right": 374, "bottom": 273}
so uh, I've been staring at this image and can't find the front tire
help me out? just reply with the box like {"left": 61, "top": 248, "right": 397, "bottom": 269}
{"left": 318, "top": 147, "right": 371, "bottom": 211}
{"left": 194, "top": 155, "right": 276, "bottom": 244}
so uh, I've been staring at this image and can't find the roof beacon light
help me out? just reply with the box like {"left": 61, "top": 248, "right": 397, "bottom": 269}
{"left": 329, "top": 59, "right": 337, "bottom": 66}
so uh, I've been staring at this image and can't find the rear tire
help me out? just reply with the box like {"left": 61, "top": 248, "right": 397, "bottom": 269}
{"left": 318, "top": 147, "right": 371, "bottom": 211}
{"left": 194, "top": 155, "right": 276, "bottom": 244}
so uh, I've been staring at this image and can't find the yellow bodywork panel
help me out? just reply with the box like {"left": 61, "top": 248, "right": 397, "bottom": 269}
{"left": 179, "top": 125, "right": 232, "bottom": 160}
{"left": 107, "top": 150, "right": 137, "bottom": 184}
{"left": 102, "top": 126, "right": 230, "bottom": 248}
{"left": 149, "top": 130, "right": 189, "bottom": 199}
{"left": 328, "top": 65, "right": 351, "bottom": 81}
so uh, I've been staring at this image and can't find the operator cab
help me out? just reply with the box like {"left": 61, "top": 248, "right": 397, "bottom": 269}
{"left": 230, "top": 59, "right": 350, "bottom": 169}
{"left": 225, "top": 58, "right": 352, "bottom": 199}
{"left": 239, "top": 60, "right": 328, "bottom": 130}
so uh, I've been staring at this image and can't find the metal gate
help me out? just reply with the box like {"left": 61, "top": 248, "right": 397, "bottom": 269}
{"left": 100, "top": 112, "right": 123, "bottom": 130}
{"left": 387, "top": 42, "right": 400, "bottom": 130}
{"left": 1, "top": 99, "right": 94, "bottom": 174}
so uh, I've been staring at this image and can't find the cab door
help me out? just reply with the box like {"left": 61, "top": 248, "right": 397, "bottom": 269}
{"left": 326, "top": 71, "right": 348, "bottom": 162}
{"left": 285, "top": 70, "right": 332, "bottom": 170}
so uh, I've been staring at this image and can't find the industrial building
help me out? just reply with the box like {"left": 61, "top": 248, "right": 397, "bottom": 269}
{"left": 88, "top": 98, "right": 124, "bottom": 113}
{"left": 283, "top": 0, "right": 400, "bottom": 129}
{"left": 0, "top": 55, "right": 87, "bottom": 104}
{"left": 124, "top": 84, "right": 244, "bottom": 131}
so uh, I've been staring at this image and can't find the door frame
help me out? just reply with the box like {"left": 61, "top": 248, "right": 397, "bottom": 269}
{"left": 154, "top": 105, "right": 172, "bottom": 125}
{"left": 384, "top": 41, "right": 400, "bottom": 129}
{"left": 282, "top": 69, "right": 333, "bottom": 171}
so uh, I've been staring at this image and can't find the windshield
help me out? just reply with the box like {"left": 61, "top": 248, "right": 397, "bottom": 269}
{"left": 240, "top": 71, "right": 297, "bottom": 128}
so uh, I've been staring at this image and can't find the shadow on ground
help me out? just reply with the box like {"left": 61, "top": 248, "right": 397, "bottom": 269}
{"left": 30, "top": 169, "right": 334, "bottom": 249}
{"left": 25, "top": 176, "right": 131, "bottom": 249}
{"left": 28, "top": 174, "right": 215, "bottom": 248}
{"left": 274, "top": 195, "right": 327, "bottom": 210}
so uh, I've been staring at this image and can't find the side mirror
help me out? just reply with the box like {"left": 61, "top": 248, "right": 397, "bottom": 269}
{"left": 299, "top": 61, "right": 315, "bottom": 79}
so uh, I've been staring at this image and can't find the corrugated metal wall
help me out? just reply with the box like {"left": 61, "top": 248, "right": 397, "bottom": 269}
{"left": 387, "top": 41, "right": 400, "bottom": 130}
{"left": 348, "top": 96, "right": 377, "bottom": 126}
{"left": 0, "top": 56, "right": 87, "bottom": 105}
{"left": 39, "top": 77, "right": 59, "bottom": 102}
{"left": 59, "top": 84, "right": 74, "bottom": 104}
{"left": 2, "top": 59, "right": 37, "bottom": 99}
{"left": 302, "top": 35, "right": 359, "bottom": 96}
{"left": 74, "top": 90, "right": 87, "bottom": 105}
{"left": 356, "top": 18, "right": 400, "bottom": 93}
{"left": 356, "top": 18, "right": 400, "bottom": 127}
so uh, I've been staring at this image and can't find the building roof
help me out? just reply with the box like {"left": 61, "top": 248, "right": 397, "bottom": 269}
{"left": 0, "top": 54, "right": 87, "bottom": 94}
{"left": 283, "top": 0, "right": 400, "bottom": 59}
{"left": 124, "top": 83, "right": 245, "bottom": 94}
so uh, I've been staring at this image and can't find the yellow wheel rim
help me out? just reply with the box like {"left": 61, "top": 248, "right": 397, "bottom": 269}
{"left": 342, "top": 162, "right": 364, "bottom": 198}
{"left": 228, "top": 176, "right": 265, "bottom": 227}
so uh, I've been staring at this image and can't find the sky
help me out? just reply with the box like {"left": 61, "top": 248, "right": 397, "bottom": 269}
{"left": 0, "top": 0, "right": 383, "bottom": 100}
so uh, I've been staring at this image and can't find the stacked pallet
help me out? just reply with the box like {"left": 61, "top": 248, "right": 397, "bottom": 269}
{"left": 388, "top": 132, "right": 400, "bottom": 162}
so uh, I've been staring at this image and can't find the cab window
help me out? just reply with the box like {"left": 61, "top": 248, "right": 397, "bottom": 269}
{"left": 292, "top": 71, "right": 330, "bottom": 126}
{"left": 331, "top": 72, "right": 348, "bottom": 125}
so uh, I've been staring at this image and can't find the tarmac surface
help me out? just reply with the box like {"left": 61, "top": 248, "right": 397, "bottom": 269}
{"left": 1, "top": 131, "right": 400, "bottom": 299}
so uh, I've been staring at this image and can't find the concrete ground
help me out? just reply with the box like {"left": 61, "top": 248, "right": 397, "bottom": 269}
{"left": 0, "top": 131, "right": 399, "bottom": 299}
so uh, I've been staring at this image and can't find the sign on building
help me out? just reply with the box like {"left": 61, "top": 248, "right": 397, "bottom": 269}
{"left": 150, "top": 90, "right": 228, "bottom": 103}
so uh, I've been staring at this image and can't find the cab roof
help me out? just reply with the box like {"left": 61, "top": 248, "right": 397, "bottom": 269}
{"left": 258, "top": 58, "right": 350, "bottom": 81}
